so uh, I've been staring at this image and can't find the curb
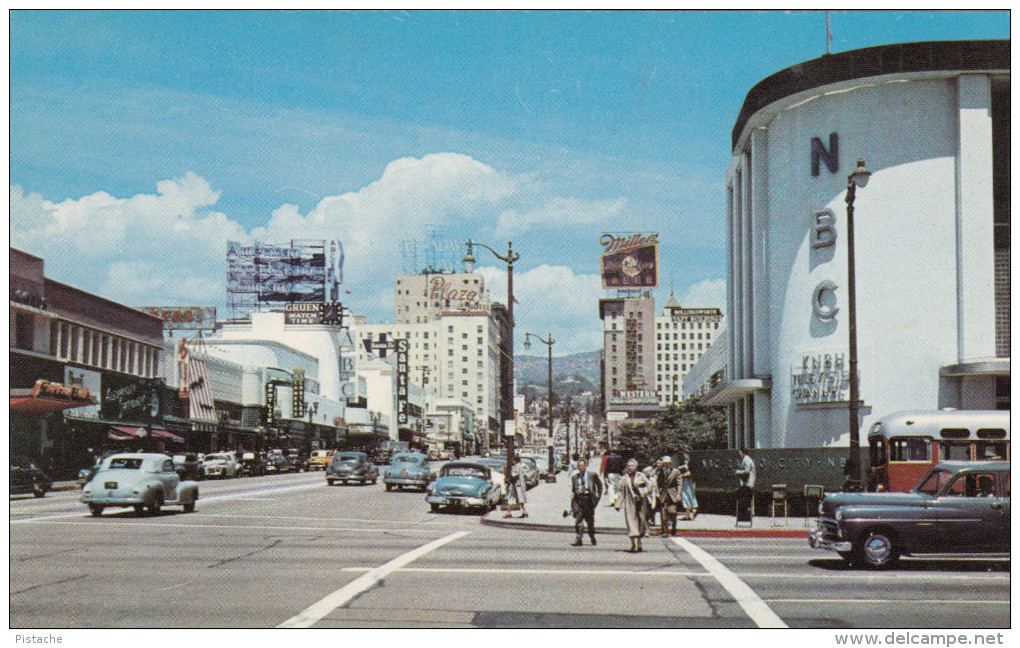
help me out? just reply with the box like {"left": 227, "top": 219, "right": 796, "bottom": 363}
{"left": 480, "top": 516, "right": 810, "bottom": 539}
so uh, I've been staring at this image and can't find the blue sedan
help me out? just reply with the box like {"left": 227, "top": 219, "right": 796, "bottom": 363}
{"left": 384, "top": 452, "right": 431, "bottom": 492}
{"left": 426, "top": 461, "right": 501, "bottom": 513}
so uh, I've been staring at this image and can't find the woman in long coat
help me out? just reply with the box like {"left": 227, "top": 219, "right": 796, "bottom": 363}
{"left": 503, "top": 456, "right": 528, "bottom": 518}
{"left": 616, "top": 458, "right": 649, "bottom": 552}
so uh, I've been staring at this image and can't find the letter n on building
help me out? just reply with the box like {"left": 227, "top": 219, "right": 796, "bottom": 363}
{"left": 811, "top": 133, "right": 839, "bottom": 176}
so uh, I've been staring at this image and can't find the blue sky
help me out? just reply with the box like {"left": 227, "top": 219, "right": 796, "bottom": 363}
{"left": 9, "top": 10, "right": 1010, "bottom": 355}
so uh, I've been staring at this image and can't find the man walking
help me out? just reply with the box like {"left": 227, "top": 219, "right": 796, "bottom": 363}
{"left": 569, "top": 457, "right": 603, "bottom": 546}
{"left": 734, "top": 448, "right": 756, "bottom": 521}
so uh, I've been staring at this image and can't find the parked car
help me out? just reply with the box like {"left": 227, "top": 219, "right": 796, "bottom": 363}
{"left": 264, "top": 449, "right": 292, "bottom": 473}
{"left": 172, "top": 453, "right": 204, "bottom": 481}
{"left": 518, "top": 456, "right": 540, "bottom": 488}
{"left": 383, "top": 452, "right": 432, "bottom": 492}
{"left": 81, "top": 453, "right": 199, "bottom": 516}
{"left": 306, "top": 450, "right": 335, "bottom": 471}
{"left": 10, "top": 455, "right": 51, "bottom": 498}
{"left": 326, "top": 451, "right": 379, "bottom": 486}
{"left": 286, "top": 448, "right": 307, "bottom": 471}
{"left": 238, "top": 451, "right": 266, "bottom": 476}
{"left": 202, "top": 452, "right": 239, "bottom": 479}
{"left": 426, "top": 461, "right": 502, "bottom": 513}
{"left": 809, "top": 461, "right": 1011, "bottom": 569}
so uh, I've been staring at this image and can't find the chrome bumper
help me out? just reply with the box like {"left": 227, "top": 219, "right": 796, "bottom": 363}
{"left": 809, "top": 529, "right": 852, "bottom": 552}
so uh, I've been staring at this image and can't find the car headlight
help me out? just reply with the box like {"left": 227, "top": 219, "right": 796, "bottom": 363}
{"left": 834, "top": 509, "right": 843, "bottom": 522}
{"left": 818, "top": 502, "right": 825, "bottom": 515}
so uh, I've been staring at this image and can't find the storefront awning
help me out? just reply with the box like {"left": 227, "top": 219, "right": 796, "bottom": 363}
{"left": 110, "top": 426, "right": 185, "bottom": 443}
{"left": 10, "top": 387, "right": 97, "bottom": 415}
{"left": 940, "top": 358, "right": 1010, "bottom": 377}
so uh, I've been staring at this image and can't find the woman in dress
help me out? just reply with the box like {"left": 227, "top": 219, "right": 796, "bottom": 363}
{"left": 615, "top": 458, "right": 649, "bottom": 552}
{"left": 503, "top": 454, "right": 529, "bottom": 518}
{"left": 679, "top": 450, "right": 698, "bottom": 520}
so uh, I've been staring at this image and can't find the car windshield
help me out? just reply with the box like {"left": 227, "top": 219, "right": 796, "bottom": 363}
{"left": 393, "top": 454, "right": 421, "bottom": 464}
{"left": 915, "top": 469, "right": 953, "bottom": 495}
{"left": 207, "top": 454, "right": 228, "bottom": 461}
{"left": 336, "top": 454, "right": 360, "bottom": 463}
{"left": 443, "top": 466, "right": 487, "bottom": 480}
{"left": 108, "top": 458, "right": 143, "bottom": 470}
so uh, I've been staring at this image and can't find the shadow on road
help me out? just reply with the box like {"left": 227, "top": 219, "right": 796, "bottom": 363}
{"left": 809, "top": 557, "right": 1010, "bottom": 572}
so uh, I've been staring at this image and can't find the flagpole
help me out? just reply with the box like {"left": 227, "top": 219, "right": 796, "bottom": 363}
{"left": 826, "top": 11, "right": 832, "bottom": 55}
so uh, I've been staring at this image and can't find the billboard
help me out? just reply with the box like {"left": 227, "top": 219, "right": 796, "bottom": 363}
{"left": 600, "top": 233, "right": 659, "bottom": 289}
{"left": 226, "top": 240, "right": 344, "bottom": 319}
{"left": 139, "top": 306, "right": 217, "bottom": 330}
{"left": 283, "top": 301, "right": 346, "bottom": 326}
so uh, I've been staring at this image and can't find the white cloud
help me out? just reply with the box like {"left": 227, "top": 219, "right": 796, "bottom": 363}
{"left": 476, "top": 264, "right": 604, "bottom": 355}
{"left": 493, "top": 196, "right": 627, "bottom": 238}
{"left": 680, "top": 278, "right": 727, "bottom": 318}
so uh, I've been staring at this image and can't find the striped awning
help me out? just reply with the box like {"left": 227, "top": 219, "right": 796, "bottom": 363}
{"left": 110, "top": 426, "right": 185, "bottom": 443}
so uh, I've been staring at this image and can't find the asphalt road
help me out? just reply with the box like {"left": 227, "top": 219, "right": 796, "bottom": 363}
{"left": 10, "top": 471, "right": 1011, "bottom": 629}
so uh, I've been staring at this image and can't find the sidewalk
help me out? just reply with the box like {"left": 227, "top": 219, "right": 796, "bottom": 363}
{"left": 482, "top": 473, "right": 809, "bottom": 538}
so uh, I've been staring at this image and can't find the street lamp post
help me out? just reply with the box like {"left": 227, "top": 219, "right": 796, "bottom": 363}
{"left": 463, "top": 239, "right": 519, "bottom": 490}
{"left": 844, "top": 158, "right": 871, "bottom": 492}
{"left": 523, "top": 332, "right": 557, "bottom": 456}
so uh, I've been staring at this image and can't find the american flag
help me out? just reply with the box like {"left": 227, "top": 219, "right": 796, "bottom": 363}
{"left": 179, "top": 337, "right": 217, "bottom": 422}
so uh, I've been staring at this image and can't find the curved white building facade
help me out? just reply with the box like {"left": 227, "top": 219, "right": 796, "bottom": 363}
{"left": 704, "top": 40, "right": 1010, "bottom": 449}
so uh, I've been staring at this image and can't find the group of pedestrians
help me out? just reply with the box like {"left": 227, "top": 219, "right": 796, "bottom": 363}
{"left": 567, "top": 446, "right": 698, "bottom": 553}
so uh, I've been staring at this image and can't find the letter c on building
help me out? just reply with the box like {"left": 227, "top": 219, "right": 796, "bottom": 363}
{"left": 813, "top": 280, "right": 839, "bottom": 320}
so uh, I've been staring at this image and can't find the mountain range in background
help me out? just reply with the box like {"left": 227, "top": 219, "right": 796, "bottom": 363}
{"left": 514, "top": 350, "right": 601, "bottom": 399}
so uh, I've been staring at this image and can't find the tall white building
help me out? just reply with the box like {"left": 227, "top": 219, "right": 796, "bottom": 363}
{"left": 702, "top": 40, "right": 1009, "bottom": 449}
{"left": 654, "top": 293, "right": 724, "bottom": 406}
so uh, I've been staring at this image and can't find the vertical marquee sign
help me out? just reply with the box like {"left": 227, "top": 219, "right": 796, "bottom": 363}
{"left": 396, "top": 338, "right": 409, "bottom": 426}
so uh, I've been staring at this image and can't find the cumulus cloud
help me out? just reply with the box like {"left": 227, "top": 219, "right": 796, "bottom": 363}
{"left": 680, "top": 278, "right": 727, "bottom": 318}
{"left": 476, "top": 264, "right": 604, "bottom": 355}
{"left": 493, "top": 196, "right": 627, "bottom": 238}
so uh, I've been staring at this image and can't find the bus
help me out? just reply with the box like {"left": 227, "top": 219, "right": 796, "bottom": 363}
{"left": 867, "top": 410, "right": 1010, "bottom": 492}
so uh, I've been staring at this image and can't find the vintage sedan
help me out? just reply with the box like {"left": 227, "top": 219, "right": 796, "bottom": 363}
{"left": 809, "top": 461, "right": 1010, "bottom": 569}
{"left": 425, "top": 461, "right": 502, "bottom": 513}
{"left": 383, "top": 452, "right": 431, "bottom": 492}
{"left": 10, "top": 455, "right": 51, "bottom": 498}
{"left": 81, "top": 453, "right": 199, "bottom": 516}
{"left": 202, "top": 452, "right": 239, "bottom": 479}
{"left": 326, "top": 451, "right": 379, "bottom": 486}
{"left": 306, "top": 449, "right": 335, "bottom": 471}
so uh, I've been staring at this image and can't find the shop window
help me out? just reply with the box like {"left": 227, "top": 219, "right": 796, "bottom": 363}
{"left": 14, "top": 311, "right": 34, "bottom": 351}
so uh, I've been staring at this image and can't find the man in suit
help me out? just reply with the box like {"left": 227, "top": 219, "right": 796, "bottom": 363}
{"left": 570, "top": 457, "right": 603, "bottom": 546}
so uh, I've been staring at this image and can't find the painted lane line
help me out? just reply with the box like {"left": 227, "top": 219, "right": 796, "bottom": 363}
{"left": 340, "top": 567, "right": 711, "bottom": 577}
{"left": 194, "top": 513, "right": 404, "bottom": 524}
{"left": 277, "top": 531, "right": 470, "bottom": 628}
{"left": 671, "top": 536, "right": 788, "bottom": 629}
{"left": 765, "top": 598, "right": 1011, "bottom": 606}
{"left": 13, "top": 519, "right": 444, "bottom": 534}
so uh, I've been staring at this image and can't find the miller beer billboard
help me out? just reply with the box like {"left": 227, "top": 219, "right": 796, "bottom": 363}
{"left": 600, "top": 232, "right": 659, "bottom": 289}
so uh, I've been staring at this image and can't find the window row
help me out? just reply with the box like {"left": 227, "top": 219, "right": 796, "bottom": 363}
{"left": 50, "top": 320, "right": 159, "bottom": 378}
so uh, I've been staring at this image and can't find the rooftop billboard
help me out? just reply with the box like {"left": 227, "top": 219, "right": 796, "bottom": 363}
{"left": 600, "top": 233, "right": 659, "bottom": 289}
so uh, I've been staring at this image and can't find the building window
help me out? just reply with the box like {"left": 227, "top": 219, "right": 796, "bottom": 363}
{"left": 14, "top": 311, "right": 34, "bottom": 351}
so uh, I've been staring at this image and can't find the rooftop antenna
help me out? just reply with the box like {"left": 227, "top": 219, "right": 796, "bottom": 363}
{"left": 826, "top": 11, "right": 832, "bottom": 55}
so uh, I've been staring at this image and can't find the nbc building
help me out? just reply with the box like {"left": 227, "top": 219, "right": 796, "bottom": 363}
{"left": 700, "top": 40, "right": 1009, "bottom": 449}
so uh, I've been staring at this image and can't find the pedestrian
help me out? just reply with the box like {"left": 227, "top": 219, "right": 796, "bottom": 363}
{"left": 734, "top": 448, "right": 756, "bottom": 521}
{"left": 569, "top": 456, "right": 602, "bottom": 546}
{"left": 678, "top": 450, "right": 698, "bottom": 520}
{"left": 604, "top": 446, "right": 624, "bottom": 506}
{"left": 615, "top": 458, "right": 650, "bottom": 552}
{"left": 642, "top": 466, "right": 658, "bottom": 528}
{"left": 656, "top": 455, "right": 681, "bottom": 536}
{"left": 504, "top": 453, "right": 529, "bottom": 518}
{"left": 569, "top": 452, "right": 580, "bottom": 475}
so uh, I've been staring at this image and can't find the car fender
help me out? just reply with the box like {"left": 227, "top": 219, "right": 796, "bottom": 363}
{"left": 175, "top": 481, "right": 199, "bottom": 504}
{"left": 834, "top": 502, "right": 927, "bottom": 550}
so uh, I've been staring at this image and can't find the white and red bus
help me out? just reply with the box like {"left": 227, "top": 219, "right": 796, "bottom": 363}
{"left": 867, "top": 410, "right": 1009, "bottom": 492}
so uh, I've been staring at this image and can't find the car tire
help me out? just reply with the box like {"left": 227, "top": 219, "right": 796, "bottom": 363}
{"left": 385, "top": 483, "right": 392, "bottom": 492}
{"left": 147, "top": 494, "right": 163, "bottom": 516}
{"left": 327, "top": 479, "right": 335, "bottom": 486}
{"left": 430, "top": 503, "right": 440, "bottom": 513}
{"left": 183, "top": 502, "right": 195, "bottom": 513}
{"left": 88, "top": 504, "right": 104, "bottom": 517}
{"left": 33, "top": 484, "right": 46, "bottom": 498}
{"left": 134, "top": 504, "right": 145, "bottom": 514}
{"left": 854, "top": 528, "right": 900, "bottom": 569}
